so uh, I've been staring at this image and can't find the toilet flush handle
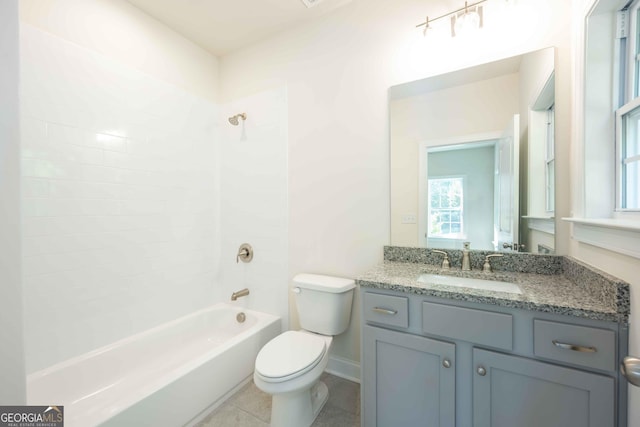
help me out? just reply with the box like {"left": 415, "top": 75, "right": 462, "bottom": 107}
{"left": 292, "top": 287, "right": 301, "bottom": 294}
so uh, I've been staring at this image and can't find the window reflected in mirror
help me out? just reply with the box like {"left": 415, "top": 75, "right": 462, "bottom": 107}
{"left": 389, "top": 47, "right": 556, "bottom": 253}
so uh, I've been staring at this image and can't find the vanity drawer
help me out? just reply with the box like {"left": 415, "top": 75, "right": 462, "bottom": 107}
{"left": 363, "top": 292, "right": 409, "bottom": 328}
{"left": 533, "top": 319, "right": 616, "bottom": 371}
{"left": 422, "top": 302, "right": 513, "bottom": 350}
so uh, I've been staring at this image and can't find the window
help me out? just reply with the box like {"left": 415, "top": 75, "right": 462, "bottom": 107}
{"left": 572, "top": 0, "right": 640, "bottom": 259}
{"left": 428, "top": 177, "right": 464, "bottom": 238}
{"left": 617, "top": 98, "right": 640, "bottom": 209}
{"left": 616, "top": 1, "right": 640, "bottom": 211}
{"left": 546, "top": 105, "right": 555, "bottom": 212}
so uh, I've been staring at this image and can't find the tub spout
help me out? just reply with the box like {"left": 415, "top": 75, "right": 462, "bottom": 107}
{"left": 231, "top": 288, "right": 250, "bottom": 301}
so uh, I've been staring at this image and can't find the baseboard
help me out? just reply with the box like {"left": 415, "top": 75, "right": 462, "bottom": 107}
{"left": 325, "top": 355, "right": 360, "bottom": 383}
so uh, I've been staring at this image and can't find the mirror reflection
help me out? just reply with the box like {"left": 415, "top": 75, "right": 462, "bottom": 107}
{"left": 390, "top": 47, "right": 555, "bottom": 253}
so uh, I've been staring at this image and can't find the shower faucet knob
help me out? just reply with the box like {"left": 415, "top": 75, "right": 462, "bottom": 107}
{"left": 236, "top": 243, "right": 253, "bottom": 263}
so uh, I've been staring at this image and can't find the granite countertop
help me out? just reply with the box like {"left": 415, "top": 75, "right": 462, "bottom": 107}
{"left": 357, "top": 260, "right": 630, "bottom": 323}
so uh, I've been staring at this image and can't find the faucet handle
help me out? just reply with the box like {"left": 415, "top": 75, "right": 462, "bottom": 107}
{"left": 483, "top": 254, "right": 504, "bottom": 273}
{"left": 236, "top": 243, "right": 253, "bottom": 263}
{"left": 431, "top": 250, "right": 451, "bottom": 270}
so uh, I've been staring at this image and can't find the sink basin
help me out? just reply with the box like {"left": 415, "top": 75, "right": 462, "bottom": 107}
{"left": 417, "top": 274, "right": 522, "bottom": 295}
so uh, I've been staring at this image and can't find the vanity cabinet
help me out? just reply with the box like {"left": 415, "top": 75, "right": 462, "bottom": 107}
{"left": 361, "top": 290, "right": 626, "bottom": 427}
{"left": 362, "top": 325, "right": 455, "bottom": 427}
{"left": 473, "top": 348, "right": 614, "bottom": 427}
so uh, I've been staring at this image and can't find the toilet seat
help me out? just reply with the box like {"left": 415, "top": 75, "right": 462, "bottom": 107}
{"left": 255, "top": 331, "right": 327, "bottom": 383}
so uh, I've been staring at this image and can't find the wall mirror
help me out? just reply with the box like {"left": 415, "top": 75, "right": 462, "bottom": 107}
{"left": 390, "top": 47, "right": 556, "bottom": 253}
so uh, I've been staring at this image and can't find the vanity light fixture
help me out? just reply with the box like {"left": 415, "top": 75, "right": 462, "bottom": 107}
{"left": 417, "top": 0, "right": 487, "bottom": 38}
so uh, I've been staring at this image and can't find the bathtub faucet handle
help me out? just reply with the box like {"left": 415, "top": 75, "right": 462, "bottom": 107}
{"left": 236, "top": 243, "right": 253, "bottom": 263}
{"left": 231, "top": 288, "right": 250, "bottom": 301}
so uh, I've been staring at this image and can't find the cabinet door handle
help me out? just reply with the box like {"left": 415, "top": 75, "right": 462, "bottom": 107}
{"left": 477, "top": 366, "right": 487, "bottom": 376}
{"left": 552, "top": 340, "right": 597, "bottom": 353}
{"left": 621, "top": 356, "right": 640, "bottom": 387}
{"left": 372, "top": 307, "right": 398, "bottom": 315}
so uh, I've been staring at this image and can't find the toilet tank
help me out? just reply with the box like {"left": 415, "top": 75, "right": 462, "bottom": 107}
{"left": 293, "top": 273, "right": 356, "bottom": 336}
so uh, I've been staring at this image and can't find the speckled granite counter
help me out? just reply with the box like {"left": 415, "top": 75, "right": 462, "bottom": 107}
{"left": 357, "top": 249, "right": 630, "bottom": 323}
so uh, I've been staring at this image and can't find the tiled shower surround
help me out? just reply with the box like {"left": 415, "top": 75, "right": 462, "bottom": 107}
{"left": 20, "top": 25, "right": 220, "bottom": 373}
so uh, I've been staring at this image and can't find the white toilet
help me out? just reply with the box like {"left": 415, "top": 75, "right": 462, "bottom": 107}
{"left": 253, "top": 273, "right": 355, "bottom": 427}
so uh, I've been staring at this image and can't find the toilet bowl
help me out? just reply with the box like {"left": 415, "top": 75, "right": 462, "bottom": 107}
{"left": 253, "top": 274, "right": 355, "bottom": 427}
{"left": 254, "top": 331, "right": 332, "bottom": 426}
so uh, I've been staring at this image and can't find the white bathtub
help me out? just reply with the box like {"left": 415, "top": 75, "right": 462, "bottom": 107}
{"left": 27, "top": 303, "right": 281, "bottom": 427}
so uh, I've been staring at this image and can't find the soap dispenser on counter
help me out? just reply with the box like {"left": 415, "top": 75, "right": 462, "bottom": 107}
{"left": 462, "top": 241, "right": 471, "bottom": 271}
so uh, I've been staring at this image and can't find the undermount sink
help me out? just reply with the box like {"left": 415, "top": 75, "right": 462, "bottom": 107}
{"left": 417, "top": 273, "right": 523, "bottom": 295}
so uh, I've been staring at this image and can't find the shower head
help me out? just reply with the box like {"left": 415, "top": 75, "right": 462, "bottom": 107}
{"left": 228, "top": 113, "right": 247, "bottom": 126}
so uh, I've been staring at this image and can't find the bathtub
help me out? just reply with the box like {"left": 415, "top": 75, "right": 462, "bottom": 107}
{"left": 27, "top": 303, "right": 281, "bottom": 427}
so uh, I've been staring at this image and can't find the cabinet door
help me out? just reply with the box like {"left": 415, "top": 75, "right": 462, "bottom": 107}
{"left": 473, "top": 348, "right": 615, "bottom": 427}
{"left": 362, "top": 325, "right": 455, "bottom": 427}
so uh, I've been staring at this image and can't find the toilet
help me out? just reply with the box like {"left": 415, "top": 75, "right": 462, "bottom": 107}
{"left": 254, "top": 273, "right": 356, "bottom": 427}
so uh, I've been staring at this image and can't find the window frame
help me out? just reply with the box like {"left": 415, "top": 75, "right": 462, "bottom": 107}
{"left": 566, "top": 0, "right": 640, "bottom": 261}
{"left": 427, "top": 175, "right": 465, "bottom": 239}
{"left": 615, "top": 95, "right": 640, "bottom": 210}
{"left": 615, "top": 0, "right": 640, "bottom": 212}
{"left": 545, "top": 105, "right": 556, "bottom": 213}
{"left": 625, "top": 0, "right": 640, "bottom": 102}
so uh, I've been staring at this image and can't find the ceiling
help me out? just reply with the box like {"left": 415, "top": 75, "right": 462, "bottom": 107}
{"left": 126, "top": 0, "right": 353, "bottom": 56}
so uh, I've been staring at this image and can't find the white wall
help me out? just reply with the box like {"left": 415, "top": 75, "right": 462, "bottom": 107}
{"left": 0, "top": 0, "right": 26, "bottom": 404}
{"left": 20, "top": 25, "right": 220, "bottom": 373}
{"left": 221, "top": 0, "right": 574, "bottom": 368}
{"left": 519, "top": 47, "right": 555, "bottom": 144}
{"left": 20, "top": 0, "right": 219, "bottom": 102}
{"left": 219, "top": 87, "right": 289, "bottom": 327}
{"left": 390, "top": 74, "right": 519, "bottom": 248}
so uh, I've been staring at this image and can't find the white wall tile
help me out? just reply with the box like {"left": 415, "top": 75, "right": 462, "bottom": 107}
{"left": 22, "top": 178, "right": 50, "bottom": 198}
{"left": 48, "top": 123, "right": 83, "bottom": 145}
{"left": 0, "top": 0, "right": 25, "bottom": 403}
{"left": 95, "top": 133, "right": 127, "bottom": 152}
{"left": 20, "top": 116, "right": 47, "bottom": 143}
{"left": 20, "top": 25, "right": 220, "bottom": 373}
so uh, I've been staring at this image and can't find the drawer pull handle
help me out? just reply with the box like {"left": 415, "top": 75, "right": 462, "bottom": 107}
{"left": 373, "top": 307, "right": 398, "bottom": 315}
{"left": 621, "top": 356, "right": 640, "bottom": 387}
{"left": 552, "top": 340, "right": 597, "bottom": 353}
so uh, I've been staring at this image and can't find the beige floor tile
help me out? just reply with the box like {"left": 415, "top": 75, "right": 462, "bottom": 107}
{"left": 196, "top": 404, "right": 268, "bottom": 427}
{"left": 322, "top": 375, "right": 360, "bottom": 416}
{"left": 198, "top": 373, "right": 360, "bottom": 427}
{"left": 228, "top": 381, "right": 272, "bottom": 423}
{"left": 312, "top": 404, "right": 360, "bottom": 427}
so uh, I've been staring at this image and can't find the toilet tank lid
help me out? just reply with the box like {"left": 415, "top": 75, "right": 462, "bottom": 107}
{"left": 293, "top": 273, "right": 355, "bottom": 293}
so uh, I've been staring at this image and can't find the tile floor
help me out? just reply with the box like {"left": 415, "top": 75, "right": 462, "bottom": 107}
{"left": 196, "top": 373, "right": 360, "bottom": 427}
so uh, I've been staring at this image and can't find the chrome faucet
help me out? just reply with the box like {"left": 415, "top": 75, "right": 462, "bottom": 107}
{"left": 231, "top": 288, "right": 250, "bottom": 301}
{"left": 482, "top": 254, "right": 504, "bottom": 273}
{"left": 431, "top": 250, "right": 451, "bottom": 270}
{"left": 461, "top": 242, "right": 471, "bottom": 271}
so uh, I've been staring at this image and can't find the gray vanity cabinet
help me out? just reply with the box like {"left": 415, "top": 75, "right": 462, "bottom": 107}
{"left": 362, "top": 325, "right": 456, "bottom": 427}
{"left": 473, "top": 348, "right": 615, "bottom": 427}
{"left": 361, "top": 290, "right": 626, "bottom": 427}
